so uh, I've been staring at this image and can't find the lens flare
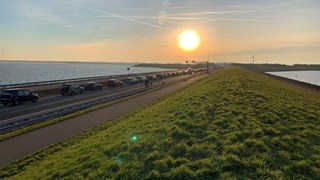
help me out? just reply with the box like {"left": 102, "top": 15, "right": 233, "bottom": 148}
{"left": 131, "top": 135, "right": 137, "bottom": 142}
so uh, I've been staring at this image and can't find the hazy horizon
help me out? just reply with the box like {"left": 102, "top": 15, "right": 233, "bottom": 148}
{"left": 1, "top": 0, "right": 320, "bottom": 64}
{"left": 0, "top": 59, "right": 320, "bottom": 66}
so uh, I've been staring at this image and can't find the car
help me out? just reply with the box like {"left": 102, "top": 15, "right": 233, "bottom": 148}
{"left": 186, "top": 68, "right": 193, "bottom": 74}
{"left": 156, "top": 73, "right": 165, "bottom": 79}
{"left": 61, "top": 83, "right": 85, "bottom": 96}
{"left": 166, "top": 73, "right": 173, "bottom": 77}
{"left": 146, "top": 75, "right": 157, "bottom": 80}
{"left": 135, "top": 76, "right": 147, "bottom": 82}
{"left": 126, "top": 77, "right": 139, "bottom": 84}
{"left": 1, "top": 89, "right": 39, "bottom": 106}
{"left": 84, "top": 82, "right": 103, "bottom": 91}
{"left": 107, "top": 79, "right": 123, "bottom": 87}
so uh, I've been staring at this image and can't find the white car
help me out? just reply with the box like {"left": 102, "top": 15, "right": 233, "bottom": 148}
{"left": 126, "top": 77, "right": 139, "bottom": 84}
{"left": 135, "top": 76, "right": 147, "bottom": 82}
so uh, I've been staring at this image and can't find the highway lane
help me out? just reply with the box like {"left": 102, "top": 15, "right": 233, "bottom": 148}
{"left": 0, "top": 84, "right": 140, "bottom": 117}
{"left": 0, "top": 74, "right": 195, "bottom": 123}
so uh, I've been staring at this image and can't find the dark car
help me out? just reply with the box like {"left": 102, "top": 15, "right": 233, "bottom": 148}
{"left": 156, "top": 73, "right": 166, "bottom": 79}
{"left": 84, "top": 82, "right": 103, "bottom": 91}
{"left": 61, "top": 83, "right": 85, "bottom": 96}
{"left": 107, "top": 79, "right": 123, "bottom": 87}
{"left": 1, "top": 89, "right": 39, "bottom": 106}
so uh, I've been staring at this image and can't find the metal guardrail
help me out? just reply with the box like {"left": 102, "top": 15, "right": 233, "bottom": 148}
{"left": 0, "top": 70, "right": 178, "bottom": 90}
{"left": 0, "top": 88, "right": 145, "bottom": 133}
{"left": 0, "top": 74, "right": 199, "bottom": 133}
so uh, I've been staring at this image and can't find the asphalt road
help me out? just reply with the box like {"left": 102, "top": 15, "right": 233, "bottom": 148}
{"left": 0, "top": 73, "right": 208, "bottom": 167}
{"left": 0, "top": 74, "right": 192, "bottom": 124}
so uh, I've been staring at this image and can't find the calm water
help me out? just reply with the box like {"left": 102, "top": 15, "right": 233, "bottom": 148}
{"left": 267, "top": 71, "right": 320, "bottom": 86}
{"left": 0, "top": 61, "right": 169, "bottom": 85}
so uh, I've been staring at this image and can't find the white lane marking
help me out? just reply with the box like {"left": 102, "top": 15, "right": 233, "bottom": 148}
{"left": 0, "top": 106, "right": 26, "bottom": 114}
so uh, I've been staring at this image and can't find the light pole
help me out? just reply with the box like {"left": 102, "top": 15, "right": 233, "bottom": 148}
{"left": 207, "top": 51, "right": 210, "bottom": 73}
{"left": 1, "top": 48, "right": 4, "bottom": 60}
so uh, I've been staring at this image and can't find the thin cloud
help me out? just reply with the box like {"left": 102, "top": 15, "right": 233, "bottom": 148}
{"left": 25, "top": 10, "right": 287, "bottom": 24}
{"left": 162, "top": 0, "right": 170, "bottom": 6}
{"left": 164, "top": 10, "right": 244, "bottom": 17}
{"left": 24, "top": 14, "right": 115, "bottom": 18}
{"left": 206, "top": 0, "right": 307, "bottom": 22}
{"left": 0, "top": 22, "right": 54, "bottom": 25}
{"left": 56, "top": 0, "right": 168, "bottom": 31}
{"left": 23, "top": 13, "right": 207, "bottom": 20}
{"left": 134, "top": 16, "right": 207, "bottom": 20}
{"left": 18, "top": 3, "right": 67, "bottom": 26}
{"left": 213, "top": 18, "right": 287, "bottom": 23}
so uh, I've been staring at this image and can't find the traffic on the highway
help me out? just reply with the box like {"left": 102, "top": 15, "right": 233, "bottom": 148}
{"left": 0, "top": 68, "right": 211, "bottom": 133}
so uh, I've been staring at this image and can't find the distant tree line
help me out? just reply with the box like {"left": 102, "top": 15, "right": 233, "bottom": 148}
{"left": 232, "top": 63, "right": 320, "bottom": 72}
{"left": 134, "top": 63, "right": 216, "bottom": 69}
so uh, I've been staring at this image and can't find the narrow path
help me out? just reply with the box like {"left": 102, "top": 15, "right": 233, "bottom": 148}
{"left": 0, "top": 74, "right": 208, "bottom": 167}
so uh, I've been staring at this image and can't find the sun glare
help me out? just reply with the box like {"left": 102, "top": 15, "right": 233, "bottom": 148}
{"left": 178, "top": 30, "right": 200, "bottom": 51}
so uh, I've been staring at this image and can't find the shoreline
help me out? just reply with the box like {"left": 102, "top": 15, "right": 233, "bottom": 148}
{"left": 229, "top": 64, "right": 319, "bottom": 92}
{"left": 261, "top": 72, "right": 319, "bottom": 92}
{"left": 0, "top": 60, "right": 138, "bottom": 65}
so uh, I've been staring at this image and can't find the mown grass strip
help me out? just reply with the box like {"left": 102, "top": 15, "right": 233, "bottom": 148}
{"left": 1, "top": 68, "right": 319, "bottom": 179}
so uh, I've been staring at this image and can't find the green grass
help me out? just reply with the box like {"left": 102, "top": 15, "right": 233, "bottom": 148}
{"left": 1, "top": 68, "right": 319, "bottom": 179}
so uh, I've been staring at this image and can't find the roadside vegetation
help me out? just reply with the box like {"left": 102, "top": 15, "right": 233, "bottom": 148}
{"left": 1, "top": 68, "right": 319, "bottom": 179}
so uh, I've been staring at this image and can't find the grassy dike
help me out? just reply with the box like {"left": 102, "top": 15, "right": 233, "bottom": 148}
{"left": 1, "top": 68, "right": 319, "bottom": 179}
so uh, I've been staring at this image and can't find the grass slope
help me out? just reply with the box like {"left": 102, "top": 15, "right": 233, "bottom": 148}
{"left": 1, "top": 68, "right": 319, "bottom": 179}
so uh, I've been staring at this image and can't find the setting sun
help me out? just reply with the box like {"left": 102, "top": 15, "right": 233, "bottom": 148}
{"left": 178, "top": 30, "right": 200, "bottom": 51}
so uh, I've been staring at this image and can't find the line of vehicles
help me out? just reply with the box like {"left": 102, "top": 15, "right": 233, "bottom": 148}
{"left": 0, "top": 68, "right": 205, "bottom": 106}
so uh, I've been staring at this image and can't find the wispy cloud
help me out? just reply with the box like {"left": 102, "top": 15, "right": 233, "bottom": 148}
{"left": 165, "top": 10, "right": 244, "bottom": 17}
{"left": 158, "top": 11, "right": 167, "bottom": 26}
{"left": 213, "top": 18, "right": 287, "bottom": 23}
{"left": 0, "top": 22, "right": 55, "bottom": 25}
{"left": 56, "top": 0, "right": 168, "bottom": 30}
{"left": 19, "top": 3, "right": 60, "bottom": 23}
{"left": 206, "top": 0, "right": 307, "bottom": 22}
{"left": 162, "top": 0, "right": 170, "bottom": 6}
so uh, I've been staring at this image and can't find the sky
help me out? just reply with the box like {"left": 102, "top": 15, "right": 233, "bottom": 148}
{"left": 0, "top": 0, "right": 319, "bottom": 64}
